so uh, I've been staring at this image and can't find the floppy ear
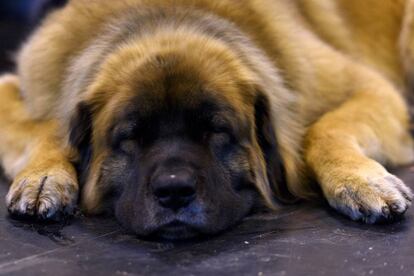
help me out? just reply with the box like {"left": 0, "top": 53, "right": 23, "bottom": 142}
{"left": 254, "top": 93, "right": 296, "bottom": 203}
{"left": 68, "top": 102, "right": 93, "bottom": 186}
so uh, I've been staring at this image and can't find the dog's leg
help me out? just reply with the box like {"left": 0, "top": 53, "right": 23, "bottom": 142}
{"left": 305, "top": 73, "right": 414, "bottom": 223}
{"left": 0, "top": 75, "right": 78, "bottom": 220}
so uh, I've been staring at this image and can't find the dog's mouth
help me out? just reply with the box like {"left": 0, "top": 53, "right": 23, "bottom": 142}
{"left": 153, "top": 220, "right": 200, "bottom": 240}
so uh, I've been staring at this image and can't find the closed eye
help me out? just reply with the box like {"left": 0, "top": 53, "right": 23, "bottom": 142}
{"left": 211, "top": 121, "right": 237, "bottom": 140}
{"left": 209, "top": 114, "right": 234, "bottom": 133}
{"left": 111, "top": 121, "right": 137, "bottom": 150}
{"left": 118, "top": 139, "right": 138, "bottom": 154}
{"left": 211, "top": 125, "right": 231, "bottom": 134}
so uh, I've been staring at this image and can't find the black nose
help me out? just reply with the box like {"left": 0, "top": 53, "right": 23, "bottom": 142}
{"left": 151, "top": 169, "right": 196, "bottom": 210}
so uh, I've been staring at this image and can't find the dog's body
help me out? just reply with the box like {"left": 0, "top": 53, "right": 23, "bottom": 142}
{"left": 1, "top": 0, "right": 414, "bottom": 238}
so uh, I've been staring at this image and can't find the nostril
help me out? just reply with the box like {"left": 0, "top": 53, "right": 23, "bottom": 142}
{"left": 153, "top": 187, "right": 171, "bottom": 199}
{"left": 154, "top": 184, "right": 196, "bottom": 199}
{"left": 154, "top": 185, "right": 196, "bottom": 210}
{"left": 177, "top": 186, "right": 196, "bottom": 197}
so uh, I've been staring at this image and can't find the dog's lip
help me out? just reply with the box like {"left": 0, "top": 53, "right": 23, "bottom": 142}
{"left": 161, "top": 220, "right": 193, "bottom": 232}
{"left": 163, "top": 220, "right": 187, "bottom": 228}
{"left": 155, "top": 220, "right": 199, "bottom": 240}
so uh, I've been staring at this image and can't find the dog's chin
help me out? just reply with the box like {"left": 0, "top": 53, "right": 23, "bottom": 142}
{"left": 152, "top": 221, "right": 201, "bottom": 240}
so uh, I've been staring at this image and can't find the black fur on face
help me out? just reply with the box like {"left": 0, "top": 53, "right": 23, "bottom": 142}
{"left": 103, "top": 95, "right": 262, "bottom": 240}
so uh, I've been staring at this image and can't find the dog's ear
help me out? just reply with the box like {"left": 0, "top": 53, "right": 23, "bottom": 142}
{"left": 68, "top": 102, "right": 93, "bottom": 186}
{"left": 254, "top": 92, "right": 296, "bottom": 203}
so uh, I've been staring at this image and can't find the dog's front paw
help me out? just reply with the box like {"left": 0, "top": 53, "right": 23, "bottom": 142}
{"left": 327, "top": 172, "right": 412, "bottom": 224}
{"left": 6, "top": 168, "right": 78, "bottom": 220}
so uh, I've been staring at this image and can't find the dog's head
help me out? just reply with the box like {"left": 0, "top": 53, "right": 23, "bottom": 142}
{"left": 67, "top": 38, "right": 292, "bottom": 239}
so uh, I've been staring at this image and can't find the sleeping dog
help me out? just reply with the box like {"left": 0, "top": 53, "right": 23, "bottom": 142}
{"left": 0, "top": 0, "right": 413, "bottom": 239}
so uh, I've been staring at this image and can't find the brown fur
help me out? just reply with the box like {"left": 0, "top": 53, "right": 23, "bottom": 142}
{"left": 1, "top": 0, "right": 414, "bottom": 224}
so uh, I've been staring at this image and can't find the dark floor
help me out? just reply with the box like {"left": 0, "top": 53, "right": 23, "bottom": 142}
{"left": 2, "top": 15, "right": 414, "bottom": 276}
{"left": 1, "top": 168, "right": 414, "bottom": 276}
